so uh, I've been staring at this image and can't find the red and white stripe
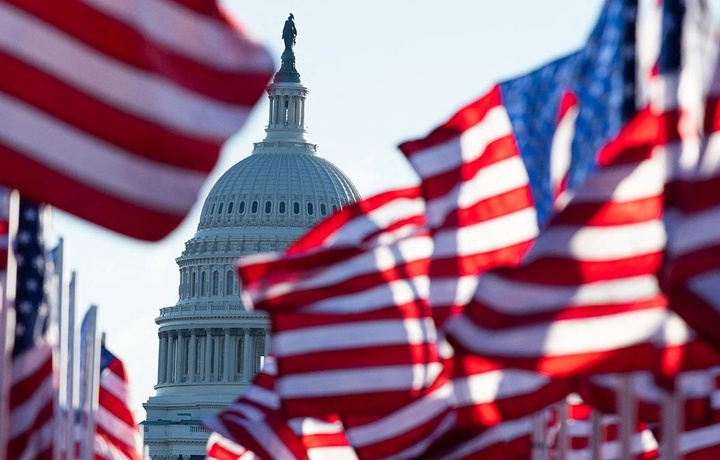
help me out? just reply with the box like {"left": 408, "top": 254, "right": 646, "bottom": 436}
{"left": 443, "top": 108, "right": 674, "bottom": 377}
{"left": 205, "top": 356, "right": 358, "bottom": 460}
{"left": 239, "top": 227, "right": 441, "bottom": 419}
{"left": 398, "top": 85, "right": 538, "bottom": 327}
{"left": 0, "top": 0, "right": 273, "bottom": 240}
{"left": 7, "top": 341, "right": 54, "bottom": 460}
{"left": 288, "top": 186, "right": 424, "bottom": 254}
{"left": 95, "top": 352, "right": 142, "bottom": 460}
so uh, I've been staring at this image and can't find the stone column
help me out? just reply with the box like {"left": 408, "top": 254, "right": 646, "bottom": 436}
{"left": 223, "top": 328, "right": 231, "bottom": 382}
{"left": 166, "top": 331, "right": 175, "bottom": 383}
{"left": 188, "top": 329, "right": 197, "bottom": 383}
{"left": 204, "top": 329, "right": 212, "bottom": 382}
{"left": 213, "top": 333, "right": 221, "bottom": 381}
{"left": 242, "top": 328, "right": 252, "bottom": 383}
{"left": 174, "top": 331, "right": 184, "bottom": 383}
{"left": 158, "top": 332, "right": 167, "bottom": 384}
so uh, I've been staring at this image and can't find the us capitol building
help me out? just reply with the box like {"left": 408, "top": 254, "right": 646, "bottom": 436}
{"left": 143, "top": 15, "right": 361, "bottom": 459}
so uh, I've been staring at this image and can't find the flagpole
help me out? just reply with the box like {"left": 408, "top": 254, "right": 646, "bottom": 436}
{"left": 618, "top": 375, "right": 636, "bottom": 460}
{"left": 79, "top": 305, "right": 100, "bottom": 460}
{"left": 0, "top": 190, "right": 18, "bottom": 459}
{"left": 589, "top": 409, "right": 602, "bottom": 460}
{"left": 66, "top": 271, "right": 77, "bottom": 460}
{"left": 661, "top": 388, "right": 682, "bottom": 460}
{"left": 52, "top": 236, "right": 66, "bottom": 460}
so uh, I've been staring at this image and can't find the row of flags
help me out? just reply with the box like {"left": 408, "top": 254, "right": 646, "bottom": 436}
{"left": 0, "top": 191, "right": 144, "bottom": 460}
{"left": 2, "top": 0, "right": 720, "bottom": 458}
{"left": 202, "top": 0, "right": 720, "bottom": 458}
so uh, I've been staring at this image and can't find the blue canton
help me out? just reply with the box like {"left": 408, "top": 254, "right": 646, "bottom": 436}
{"left": 13, "top": 198, "right": 47, "bottom": 356}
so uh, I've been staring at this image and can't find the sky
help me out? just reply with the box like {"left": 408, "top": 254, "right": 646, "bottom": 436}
{"left": 50, "top": 0, "right": 652, "bottom": 418}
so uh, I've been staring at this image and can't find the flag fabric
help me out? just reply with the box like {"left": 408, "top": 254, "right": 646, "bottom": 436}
{"left": 398, "top": 0, "right": 639, "bottom": 327}
{"left": 0, "top": 0, "right": 274, "bottom": 240}
{"left": 239, "top": 224, "right": 439, "bottom": 419}
{"left": 204, "top": 356, "right": 358, "bottom": 460}
{"left": 94, "top": 343, "right": 143, "bottom": 460}
{"left": 7, "top": 197, "right": 54, "bottom": 460}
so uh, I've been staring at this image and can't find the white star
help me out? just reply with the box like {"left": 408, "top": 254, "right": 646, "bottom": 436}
{"left": 25, "top": 278, "right": 39, "bottom": 292}
{"left": 16, "top": 230, "right": 30, "bottom": 245}
{"left": 23, "top": 207, "right": 37, "bottom": 221}
{"left": 18, "top": 301, "right": 33, "bottom": 314}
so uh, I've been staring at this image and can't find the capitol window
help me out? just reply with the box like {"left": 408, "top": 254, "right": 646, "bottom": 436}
{"left": 293, "top": 202, "right": 300, "bottom": 214}
{"left": 228, "top": 202, "right": 234, "bottom": 213}
{"left": 212, "top": 271, "right": 219, "bottom": 296}
{"left": 217, "top": 202, "right": 224, "bottom": 214}
{"left": 307, "top": 203, "right": 314, "bottom": 215}
{"left": 265, "top": 201, "right": 272, "bottom": 213}
{"left": 279, "top": 202, "right": 286, "bottom": 214}
{"left": 320, "top": 204, "right": 327, "bottom": 215}
{"left": 251, "top": 201, "right": 258, "bottom": 213}
{"left": 225, "top": 270, "right": 234, "bottom": 295}
{"left": 238, "top": 202, "right": 245, "bottom": 214}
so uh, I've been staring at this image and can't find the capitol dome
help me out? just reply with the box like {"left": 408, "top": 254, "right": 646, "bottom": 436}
{"left": 143, "top": 15, "right": 360, "bottom": 459}
{"left": 197, "top": 142, "right": 360, "bottom": 234}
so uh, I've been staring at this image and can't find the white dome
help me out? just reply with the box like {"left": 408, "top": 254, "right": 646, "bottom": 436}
{"left": 197, "top": 141, "right": 360, "bottom": 233}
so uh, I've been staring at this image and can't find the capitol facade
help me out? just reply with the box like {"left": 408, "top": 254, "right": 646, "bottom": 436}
{"left": 143, "top": 16, "right": 361, "bottom": 459}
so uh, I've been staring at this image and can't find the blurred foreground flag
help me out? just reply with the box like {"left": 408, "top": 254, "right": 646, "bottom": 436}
{"left": 0, "top": 0, "right": 274, "bottom": 240}
{"left": 398, "top": 0, "right": 640, "bottom": 326}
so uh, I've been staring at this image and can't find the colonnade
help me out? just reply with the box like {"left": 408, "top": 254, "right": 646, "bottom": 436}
{"left": 157, "top": 327, "right": 271, "bottom": 385}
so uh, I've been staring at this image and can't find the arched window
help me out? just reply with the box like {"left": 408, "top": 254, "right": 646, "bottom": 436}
{"left": 217, "top": 202, "right": 224, "bottom": 214}
{"left": 210, "top": 203, "right": 215, "bottom": 215}
{"left": 321, "top": 204, "right": 327, "bottom": 215}
{"left": 218, "top": 337, "right": 224, "bottom": 377}
{"left": 238, "top": 202, "right": 245, "bottom": 214}
{"left": 265, "top": 201, "right": 272, "bottom": 213}
{"left": 227, "top": 202, "right": 234, "bottom": 213}
{"left": 293, "top": 202, "right": 300, "bottom": 214}
{"left": 307, "top": 203, "right": 314, "bottom": 215}
{"left": 191, "top": 272, "right": 196, "bottom": 297}
{"left": 201, "top": 272, "right": 207, "bottom": 296}
{"left": 279, "top": 202, "right": 286, "bottom": 214}
{"left": 225, "top": 270, "right": 234, "bottom": 296}
{"left": 251, "top": 201, "right": 258, "bottom": 213}
{"left": 212, "top": 271, "right": 219, "bottom": 296}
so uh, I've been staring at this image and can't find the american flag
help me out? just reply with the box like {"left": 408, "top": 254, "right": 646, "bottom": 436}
{"left": 94, "top": 343, "right": 143, "bottom": 460}
{"left": 398, "top": 0, "right": 639, "bottom": 328}
{"left": 0, "top": 0, "right": 274, "bottom": 240}
{"left": 7, "top": 197, "right": 54, "bottom": 460}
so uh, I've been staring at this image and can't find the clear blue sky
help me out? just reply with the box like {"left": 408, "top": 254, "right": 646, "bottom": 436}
{"left": 53, "top": 0, "right": 654, "bottom": 418}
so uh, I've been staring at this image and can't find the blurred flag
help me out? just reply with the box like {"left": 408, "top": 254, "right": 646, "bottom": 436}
{"left": 205, "top": 356, "right": 357, "bottom": 460}
{"left": 0, "top": 0, "right": 274, "bottom": 240}
{"left": 238, "top": 189, "right": 439, "bottom": 419}
{"left": 7, "top": 197, "right": 55, "bottom": 460}
{"left": 94, "top": 343, "right": 143, "bottom": 460}
{"left": 398, "top": 0, "right": 640, "bottom": 327}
